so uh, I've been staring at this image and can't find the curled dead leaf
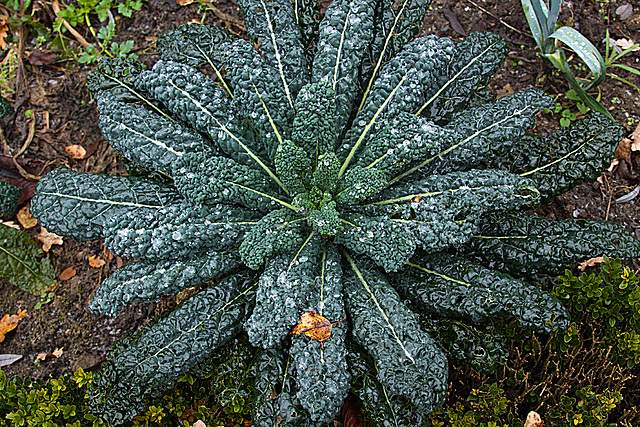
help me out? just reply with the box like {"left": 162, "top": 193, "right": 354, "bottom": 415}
{"left": 36, "top": 347, "right": 63, "bottom": 361}
{"left": 88, "top": 255, "right": 106, "bottom": 268}
{"left": 64, "top": 145, "right": 87, "bottom": 160}
{"left": 35, "top": 227, "right": 63, "bottom": 252}
{"left": 289, "top": 311, "right": 346, "bottom": 344}
{"left": 524, "top": 411, "right": 543, "bottom": 427}
{"left": 496, "top": 83, "right": 515, "bottom": 99}
{"left": 578, "top": 256, "right": 605, "bottom": 271}
{"left": 17, "top": 205, "right": 38, "bottom": 229}
{"left": 0, "top": 309, "right": 28, "bottom": 343}
{"left": 60, "top": 266, "right": 77, "bottom": 281}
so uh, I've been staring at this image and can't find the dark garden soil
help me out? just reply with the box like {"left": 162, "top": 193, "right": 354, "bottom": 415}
{"left": 0, "top": 0, "right": 639, "bottom": 422}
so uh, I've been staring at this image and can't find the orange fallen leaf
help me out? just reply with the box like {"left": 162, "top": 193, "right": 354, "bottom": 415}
{"left": 17, "top": 205, "right": 38, "bottom": 229}
{"left": 578, "top": 256, "right": 605, "bottom": 271}
{"left": 35, "top": 227, "right": 63, "bottom": 252}
{"left": 289, "top": 311, "right": 346, "bottom": 344}
{"left": 0, "top": 20, "right": 8, "bottom": 50}
{"left": 496, "top": 83, "right": 515, "bottom": 99}
{"left": 88, "top": 255, "right": 106, "bottom": 268}
{"left": 0, "top": 309, "right": 28, "bottom": 343}
{"left": 60, "top": 266, "right": 77, "bottom": 281}
{"left": 36, "top": 347, "right": 63, "bottom": 361}
{"left": 64, "top": 144, "right": 87, "bottom": 160}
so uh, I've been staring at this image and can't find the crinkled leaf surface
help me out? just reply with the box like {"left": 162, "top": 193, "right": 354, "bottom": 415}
{"left": 88, "top": 273, "right": 256, "bottom": 424}
{"left": 0, "top": 224, "right": 57, "bottom": 296}
{"left": 291, "top": 246, "right": 350, "bottom": 424}
{"left": 395, "top": 253, "right": 569, "bottom": 332}
{"left": 90, "top": 251, "right": 241, "bottom": 316}
{"left": 343, "top": 254, "right": 448, "bottom": 415}
{"left": 465, "top": 213, "right": 640, "bottom": 276}
{"left": 31, "top": 168, "right": 181, "bottom": 241}
{"left": 0, "top": 181, "right": 21, "bottom": 214}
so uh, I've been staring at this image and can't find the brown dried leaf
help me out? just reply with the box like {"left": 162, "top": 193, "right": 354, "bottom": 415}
{"left": 616, "top": 138, "right": 633, "bottom": 163}
{"left": 578, "top": 256, "right": 605, "bottom": 271}
{"left": 52, "top": 348, "right": 63, "bottom": 358}
{"left": 496, "top": 83, "right": 515, "bottom": 99}
{"left": 27, "top": 50, "right": 59, "bottom": 66}
{"left": 342, "top": 394, "right": 363, "bottom": 427}
{"left": 0, "top": 20, "right": 8, "bottom": 50}
{"left": 0, "top": 309, "right": 28, "bottom": 343}
{"left": 177, "top": 0, "right": 198, "bottom": 5}
{"left": 88, "top": 255, "right": 106, "bottom": 268}
{"left": 17, "top": 205, "right": 38, "bottom": 229}
{"left": 64, "top": 145, "right": 87, "bottom": 160}
{"left": 524, "top": 411, "right": 543, "bottom": 427}
{"left": 289, "top": 311, "right": 345, "bottom": 343}
{"left": 35, "top": 227, "right": 63, "bottom": 252}
{"left": 60, "top": 266, "right": 77, "bottom": 281}
{"left": 36, "top": 347, "right": 63, "bottom": 361}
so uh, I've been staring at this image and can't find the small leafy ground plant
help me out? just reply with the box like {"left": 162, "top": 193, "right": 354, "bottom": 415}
{"left": 30, "top": 0, "right": 640, "bottom": 425}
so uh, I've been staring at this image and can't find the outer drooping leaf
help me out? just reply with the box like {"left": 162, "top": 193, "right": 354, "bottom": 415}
{"left": 417, "top": 32, "right": 508, "bottom": 121}
{"left": 173, "top": 153, "right": 284, "bottom": 212}
{"left": 239, "top": 0, "right": 309, "bottom": 101}
{"left": 372, "top": 170, "right": 540, "bottom": 252}
{"left": 438, "top": 89, "right": 554, "bottom": 173}
{"left": 245, "top": 235, "right": 321, "bottom": 348}
{"left": 0, "top": 224, "right": 57, "bottom": 296}
{"left": 292, "top": 82, "right": 338, "bottom": 162}
{"left": 134, "top": 60, "right": 264, "bottom": 169}
{"left": 87, "top": 273, "right": 257, "bottom": 424}
{"left": 360, "top": 0, "right": 432, "bottom": 104}
{"left": 512, "top": 113, "right": 625, "bottom": 202}
{"left": 89, "top": 252, "right": 242, "bottom": 316}
{"left": 96, "top": 93, "right": 216, "bottom": 175}
{"left": 293, "top": 0, "right": 323, "bottom": 63}
{"left": 104, "top": 203, "right": 259, "bottom": 260}
{"left": 239, "top": 209, "right": 307, "bottom": 270}
{"left": 354, "top": 112, "right": 459, "bottom": 176}
{"left": 421, "top": 319, "right": 508, "bottom": 374}
{"left": 343, "top": 254, "right": 448, "bottom": 415}
{"left": 157, "top": 23, "right": 235, "bottom": 96}
{"left": 291, "top": 246, "right": 351, "bottom": 424}
{"left": 394, "top": 253, "right": 569, "bottom": 333}
{"left": 0, "top": 181, "right": 21, "bottom": 214}
{"left": 348, "top": 345, "right": 426, "bottom": 427}
{"left": 252, "top": 349, "right": 311, "bottom": 427}
{"left": 312, "top": 0, "right": 376, "bottom": 131}
{"left": 465, "top": 213, "right": 640, "bottom": 276}
{"left": 339, "top": 36, "right": 455, "bottom": 172}
{"left": 336, "top": 214, "right": 415, "bottom": 272}
{"left": 31, "top": 168, "right": 181, "bottom": 242}
{"left": 390, "top": 90, "right": 554, "bottom": 184}
{"left": 221, "top": 39, "right": 295, "bottom": 161}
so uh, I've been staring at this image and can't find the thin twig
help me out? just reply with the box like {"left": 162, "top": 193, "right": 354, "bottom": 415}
{"left": 12, "top": 118, "right": 40, "bottom": 181}
{"left": 462, "top": 0, "right": 533, "bottom": 39}
{"left": 51, "top": 0, "right": 91, "bottom": 47}
{"left": 603, "top": 174, "right": 613, "bottom": 221}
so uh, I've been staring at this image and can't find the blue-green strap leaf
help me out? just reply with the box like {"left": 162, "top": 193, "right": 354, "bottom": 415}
{"left": 291, "top": 246, "right": 351, "bottom": 424}
{"left": 312, "top": 0, "right": 377, "bottom": 132}
{"left": 96, "top": 92, "right": 217, "bottom": 175}
{"left": 464, "top": 213, "right": 640, "bottom": 276}
{"left": 343, "top": 253, "right": 448, "bottom": 415}
{"left": 416, "top": 32, "right": 508, "bottom": 121}
{"left": 104, "top": 202, "right": 259, "bottom": 260}
{"left": 31, "top": 168, "right": 181, "bottom": 242}
{"left": 395, "top": 253, "right": 570, "bottom": 333}
{"left": 87, "top": 273, "right": 257, "bottom": 424}
{"left": 239, "top": 0, "right": 309, "bottom": 103}
{"left": 89, "top": 252, "right": 242, "bottom": 316}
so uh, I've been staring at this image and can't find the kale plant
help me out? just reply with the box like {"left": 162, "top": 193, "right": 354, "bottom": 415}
{"left": 30, "top": 0, "right": 639, "bottom": 425}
